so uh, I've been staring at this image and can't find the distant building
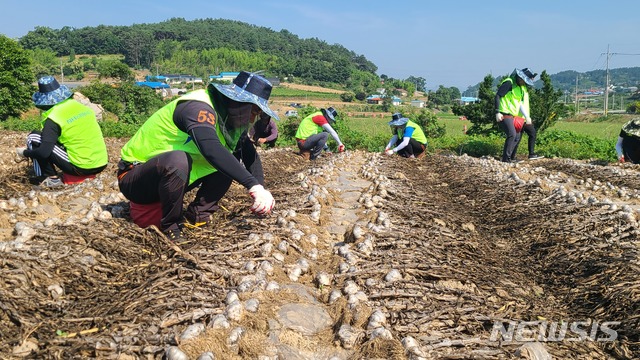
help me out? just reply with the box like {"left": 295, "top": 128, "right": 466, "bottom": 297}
{"left": 366, "top": 94, "right": 383, "bottom": 104}
{"left": 209, "top": 72, "right": 279, "bottom": 86}
{"left": 209, "top": 71, "right": 241, "bottom": 82}
{"left": 366, "top": 94, "right": 401, "bottom": 105}
{"left": 457, "top": 97, "right": 480, "bottom": 105}
{"left": 146, "top": 74, "right": 202, "bottom": 85}
{"left": 135, "top": 81, "right": 172, "bottom": 97}
{"left": 410, "top": 100, "right": 425, "bottom": 108}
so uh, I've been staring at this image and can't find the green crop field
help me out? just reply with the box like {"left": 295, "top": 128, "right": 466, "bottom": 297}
{"left": 344, "top": 114, "right": 470, "bottom": 139}
{"left": 344, "top": 112, "right": 631, "bottom": 141}
{"left": 271, "top": 87, "right": 341, "bottom": 100}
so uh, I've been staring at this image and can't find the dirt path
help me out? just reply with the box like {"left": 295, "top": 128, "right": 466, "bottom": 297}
{"left": 0, "top": 132, "right": 639, "bottom": 359}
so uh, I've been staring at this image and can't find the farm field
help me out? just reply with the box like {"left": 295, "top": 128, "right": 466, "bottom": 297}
{"left": 345, "top": 113, "right": 625, "bottom": 141}
{"left": 0, "top": 128, "right": 639, "bottom": 359}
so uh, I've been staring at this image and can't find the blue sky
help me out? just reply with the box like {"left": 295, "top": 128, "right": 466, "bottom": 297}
{"left": 2, "top": 0, "right": 638, "bottom": 91}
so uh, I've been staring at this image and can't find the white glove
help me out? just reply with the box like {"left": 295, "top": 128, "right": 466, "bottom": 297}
{"left": 496, "top": 113, "right": 504, "bottom": 122}
{"left": 525, "top": 117, "right": 532, "bottom": 125}
{"left": 16, "top": 147, "right": 27, "bottom": 158}
{"left": 249, "top": 185, "right": 275, "bottom": 215}
{"left": 385, "top": 149, "right": 394, "bottom": 156}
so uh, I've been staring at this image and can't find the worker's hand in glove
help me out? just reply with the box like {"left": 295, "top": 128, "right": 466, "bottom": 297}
{"left": 337, "top": 144, "right": 345, "bottom": 153}
{"left": 496, "top": 113, "right": 503, "bottom": 122}
{"left": 385, "top": 149, "right": 394, "bottom": 156}
{"left": 525, "top": 116, "right": 533, "bottom": 125}
{"left": 15, "top": 147, "right": 27, "bottom": 158}
{"left": 619, "top": 155, "right": 625, "bottom": 163}
{"left": 249, "top": 185, "right": 275, "bottom": 215}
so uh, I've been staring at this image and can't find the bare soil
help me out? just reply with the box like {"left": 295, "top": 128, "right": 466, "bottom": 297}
{"left": 0, "top": 130, "right": 639, "bottom": 359}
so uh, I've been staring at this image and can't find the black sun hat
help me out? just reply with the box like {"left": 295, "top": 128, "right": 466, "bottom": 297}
{"left": 209, "top": 71, "right": 279, "bottom": 120}
{"left": 514, "top": 68, "right": 538, "bottom": 86}
{"left": 322, "top": 107, "right": 338, "bottom": 124}
{"left": 388, "top": 112, "right": 409, "bottom": 127}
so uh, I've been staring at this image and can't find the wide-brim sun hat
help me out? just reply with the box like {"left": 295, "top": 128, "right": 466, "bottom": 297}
{"left": 210, "top": 71, "right": 279, "bottom": 120}
{"left": 388, "top": 112, "right": 409, "bottom": 127}
{"left": 515, "top": 68, "right": 537, "bottom": 86}
{"left": 622, "top": 117, "right": 640, "bottom": 137}
{"left": 32, "top": 76, "right": 72, "bottom": 106}
{"left": 322, "top": 107, "right": 338, "bottom": 123}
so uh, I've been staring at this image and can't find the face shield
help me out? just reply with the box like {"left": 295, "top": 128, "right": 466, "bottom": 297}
{"left": 220, "top": 100, "right": 261, "bottom": 144}
{"left": 390, "top": 124, "right": 406, "bottom": 135}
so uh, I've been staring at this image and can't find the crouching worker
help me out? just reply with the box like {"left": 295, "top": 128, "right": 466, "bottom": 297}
{"left": 615, "top": 118, "right": 640, "bottom": 164}
{"left": 117, "top": 71, "right": 278, "bottom": 241}
{"left": 384, "top": 113, "right": 427, "bottom": 158}
{"left": 249, "top": 112, "right": 278, "bottom": 148}
{"left": 15, "top": 76, "right": 108, "bottom": 188}
{"left": 295, "top": 107, "right": 345, "bottom": 160}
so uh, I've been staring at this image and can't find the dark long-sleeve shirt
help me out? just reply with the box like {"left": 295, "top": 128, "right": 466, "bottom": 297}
{"left": 173, "top": 101, "right": 263, "bottom": 189}
{"left": 249, "top": 117, "right": 278, "bottom": 143}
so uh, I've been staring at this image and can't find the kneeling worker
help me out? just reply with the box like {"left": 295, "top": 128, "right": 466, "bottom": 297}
{"left": 117, "top": 71, "right": 277, "bottom": 240}
{"left": 295, "top": 107, "right": 345, "bottom": 160}
{"left": 384, "top": 113, "right": 427, "bottom": 158}
{"left": 16, "top": 75, "right": 108, "bottom": 187}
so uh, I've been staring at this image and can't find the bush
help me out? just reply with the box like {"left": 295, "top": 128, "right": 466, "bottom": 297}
{"left": 0, "top": 35, "right": 34, "bottom": 120}
{"left": 0, "top": 116, "right": 41, "bottom": 132}
{"left": 77, "top": 82, "right": 165, "bottom": 125}
{"left": 536, "top": 130, "right": 614, "bottom": 161}
{"left": 340, "top": 92, "right": 355, "bottom": 102}
{"left": 412, "top": 110, "right": 446, "bottom": 138}
{"left": 277, "top": 116, "right": 301, "bottom": 142}
{"left": 99, "top": 120, "right": 139, "bottom": 138}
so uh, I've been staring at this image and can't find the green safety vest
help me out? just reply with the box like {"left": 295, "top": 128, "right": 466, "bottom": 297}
{"left": 396, "top": 120, "right": 427, "bottom": 145}
{"left": 295, "top": 111, "right": 324, "bottom": 140}
{"left": 42, "top": 99, "right": 108, "bottom": 169}
{"left": 498, "top": 77, "right": 528, "bottom": 116}
{"left": 120, "top": 89, "right": 242, "bottom": 185}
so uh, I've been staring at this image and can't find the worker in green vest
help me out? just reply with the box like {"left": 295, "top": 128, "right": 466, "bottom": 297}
{"left": 295, "top": 107, "right": 345, "bottom": 160}
{"left": 384, "top": 113, "right": 427, "bottom": 158}
{"left": 15, "top": 76, "right": 108, "bottom": 188}
{"left": 117, "top": 71, "right": 277, "bottom": 241}
{"left": 495, "top": 68, "right": 543, "bottom": 163}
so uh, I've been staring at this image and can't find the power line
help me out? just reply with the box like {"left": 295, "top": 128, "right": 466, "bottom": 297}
{"left": 600, "top": 46, "right": 640, "bottom": 116}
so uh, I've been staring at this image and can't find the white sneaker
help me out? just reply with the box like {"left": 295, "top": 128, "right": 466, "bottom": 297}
{"left": 41, "top": 176, "right": 63, "bottom": 188}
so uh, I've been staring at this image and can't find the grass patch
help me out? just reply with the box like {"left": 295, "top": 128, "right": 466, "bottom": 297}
{"left": 270, "top": 87, "right": 341, "bottom": 101}
{"left": 550, "top": 120, "right": 621, "bottom": 140}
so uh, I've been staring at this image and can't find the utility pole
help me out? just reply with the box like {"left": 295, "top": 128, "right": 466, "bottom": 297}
{"left": 600, "top": 49, "right": 640, "bottom": 114}
{"left": 575, "top": 74, "right": 579, "bottom": 114}
{"left": 604, "top": 44, "right": 610, "bottom": 116}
